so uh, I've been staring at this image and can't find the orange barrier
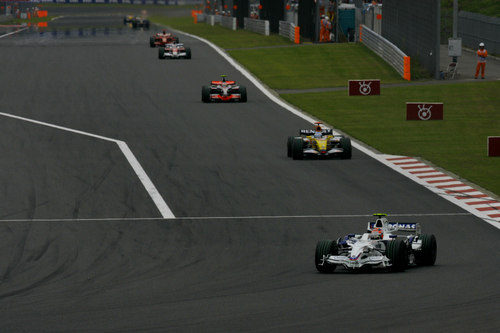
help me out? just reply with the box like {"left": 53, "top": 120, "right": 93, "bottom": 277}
{"left": 294, "top": 26, "right": 300, "bottom": 44}
{"left": 38, "top": 10, "right": 48, "bottom": 18}
{"left": 37, "top": 22, "right": 47, "bottom": 27}
{"left": 403, "top": 56, "right": 411, "bottom": 81}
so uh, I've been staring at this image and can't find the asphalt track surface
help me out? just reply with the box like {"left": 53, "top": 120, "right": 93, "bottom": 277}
{"left": 0, "top": 9, "right": 499, "bottom": 332}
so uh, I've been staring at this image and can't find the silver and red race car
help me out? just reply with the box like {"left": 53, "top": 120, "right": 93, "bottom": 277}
{"left": 158, "top": 43, "right": 191, "bottom": 59}
{"left": 150, "top": 30, "right": 179, "bottom": 48}
{"left": 201, "top": 75, "right": 247, "bottom": 103}
{"left": 315, "top": 214, "right": 437, "bottom": 273}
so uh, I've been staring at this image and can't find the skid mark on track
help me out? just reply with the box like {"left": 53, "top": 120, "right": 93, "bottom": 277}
{"left": 0, "top": 112, "right": 175, "bottom": 219}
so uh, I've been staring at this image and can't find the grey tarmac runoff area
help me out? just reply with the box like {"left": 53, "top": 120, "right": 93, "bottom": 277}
{"left": 0, "top": 8, "right": 499, "bottom": 332}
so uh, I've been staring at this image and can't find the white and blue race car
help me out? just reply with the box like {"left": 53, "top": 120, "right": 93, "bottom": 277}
{"left": 315, "top": 214, "right": 437, "bottom": 273}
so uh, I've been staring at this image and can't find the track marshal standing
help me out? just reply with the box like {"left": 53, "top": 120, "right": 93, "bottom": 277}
{"left": 475, "top": 42, "right": 488, "bottom": 79}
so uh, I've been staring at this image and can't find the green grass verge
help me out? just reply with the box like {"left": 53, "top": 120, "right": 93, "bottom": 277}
{"left": 149, "top": 16, "right": 293, "bottom": 49}
{"left": 281, "top": 82, "right": 500, "bottom": 195}
{"left": 150, "top": 16, "right": 404, "bottom": 89}
{"left": 228, "top": 44, "right": 405, "bottom": 89}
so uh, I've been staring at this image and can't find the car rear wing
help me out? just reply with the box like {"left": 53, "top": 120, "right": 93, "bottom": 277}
{"left": 211, "top": 81, "right": 235, "bottom": 85}
{"left": 300, "top": 129, "right": 333, "bottom": 136}
{"left": 368, "top": 222, "right": 421, "bottom": 234}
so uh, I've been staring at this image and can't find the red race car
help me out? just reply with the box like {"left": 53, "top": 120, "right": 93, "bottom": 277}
{"left": 149, "top": 30, "right": 179, "bottom": 48}
{"left": 202, "top": 75, "right": 247, "bottom": 103}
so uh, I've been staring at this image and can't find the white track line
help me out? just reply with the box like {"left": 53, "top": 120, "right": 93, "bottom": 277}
{"left": 0, "top": 212, "right": 472, "bottom": 222}
{"left": 0, "top": 27, "right": 28, "bottom": 39}
{"left": 170, "top": 28, "right": 500, "bottom": 230}
{"left": 0, "top": 112, "right": 174, "bottom": 219}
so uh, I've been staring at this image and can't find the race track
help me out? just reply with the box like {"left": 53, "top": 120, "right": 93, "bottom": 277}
{"left": 0, "top": 9, "right": 498, "bottom": 332}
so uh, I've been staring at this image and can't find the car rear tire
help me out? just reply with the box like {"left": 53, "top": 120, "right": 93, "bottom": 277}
{"left": 415, "top": 234, "right": 437, "bottom": 266}
{"left": 292, "top": 138, "right": 304, "bottom": 160}
{"left": 185, "top": 47, "right": 191, "bottom": 59}
{"left": 287, "top": 136, "right": 294, "bottom": 158}
{"left": 175, "top": 37, "right": 180, "bottom": 43}
{"left": 144, "top": 21, "right": 150, "bottom": 29}
{"left": 239, "top": 86, "right": 247, "bottom": 102}
{"left": 158, "top": 47, "right": 165, "bottom": 59}
{"left": 340, "top": 137, "right": 352, "bottom": 159}
{"left": 149, "top": 36, "right": 155, "bottom": 48}
{"left": 202, "top": 86, "right": 211, "bottom": 103}
{"left": 387, "top": 239, "right": 408, "bottom": 272}
{"left": 132, "top": 21, "right": 137, "bottom": 28}
{"left": 315, "top": 240, "right": 338, "bottom": 273}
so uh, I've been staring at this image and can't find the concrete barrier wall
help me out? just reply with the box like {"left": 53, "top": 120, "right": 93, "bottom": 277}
{"left": 244, "top": 17, "right": 269, "bottom": 36}
{"left": 220, "top": 15, "right": 236, "bottom": 31}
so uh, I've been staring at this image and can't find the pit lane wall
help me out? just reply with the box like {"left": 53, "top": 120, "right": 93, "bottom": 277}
{"left": 279, "top": 20, "right": 299, "bottom": 44}
{"left": 360, "top": 24, "right": 410, "bottom": 80}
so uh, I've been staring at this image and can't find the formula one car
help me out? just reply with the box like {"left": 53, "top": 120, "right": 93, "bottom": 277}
{"left": 315, "top": 214, "right": 437, "bottom": 273}
{"left": 131, "top": 17, "right": 150, "bottom": 29}
{"left": 287, "top": 122, "right": 351, "bottom": 159}
{"left": 150, "top": 30, "right": 179, "bottom": 48}
{"left": 202, "top": 75, "right": 247, "bottom": 103}
{"left": 158, "top": 43, "right": 191, "bottom": 59}
{"left": 123, "top": 15, "right": 134, "bottom": 24}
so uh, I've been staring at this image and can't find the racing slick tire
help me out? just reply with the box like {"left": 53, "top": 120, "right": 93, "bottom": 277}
{"left": 123, "top": 17, "right": 127, "bottom": 25}
{"left": 132, "top": 21, "right": 138, "bottom": 28}
{"left": 287, "top": 136, "right": 294, "bottom": 158}
{"left": 292, "top": 138, "right": 304, "bottom": 160}
{"left": 239, "top": 86, "right": 247, "bottom": 102}
{"left": 149, "top": 36, "right": 155, "bottom": 48}
{"left": 415, "top": 234, "right": 437, "bottom": 266}
{"left": 185, "top": 47, "right": 192, "bottom": 59}
{"left": 340, "top": 137, "right": 352, "bottom": 159}
{"left": 315, "top": 240, "right": 338, "bottom": 273}
{"left": 387, "top": 239, "right": 408, "bottom": 272}
{"left": 175, "top": 37, "right": 180, "bottom": 43}
{"left": 143, "top": 20, "right": 150, "bottom": 29}
{"left": 202, "top": 86, "right": 211, "bottom": 103}
{"left": 158, "top": 47, "right": 165, "bottom": 59}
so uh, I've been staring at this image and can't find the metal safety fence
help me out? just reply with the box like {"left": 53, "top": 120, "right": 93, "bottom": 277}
{"left": 360, "top": 24, "right": 410, "bottom": 80}
{"left": 278, "top": 20, "right": 299, "bottom": 44}
{"left": 243, "top": 17, "right": 269, "bottom": 36}
{"left": 458, "top": 11, "right": 500, "bottom": 55}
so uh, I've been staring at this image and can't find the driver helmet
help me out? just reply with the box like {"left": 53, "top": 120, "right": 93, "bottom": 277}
{"left": 371, "top": 227, "right": 383, "bottom": 239}
{"left": 314, "top": 126, "right": 323, "bottom": 138}
{"left": 163, "top": 29, "right": 167, "bottom": 34}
